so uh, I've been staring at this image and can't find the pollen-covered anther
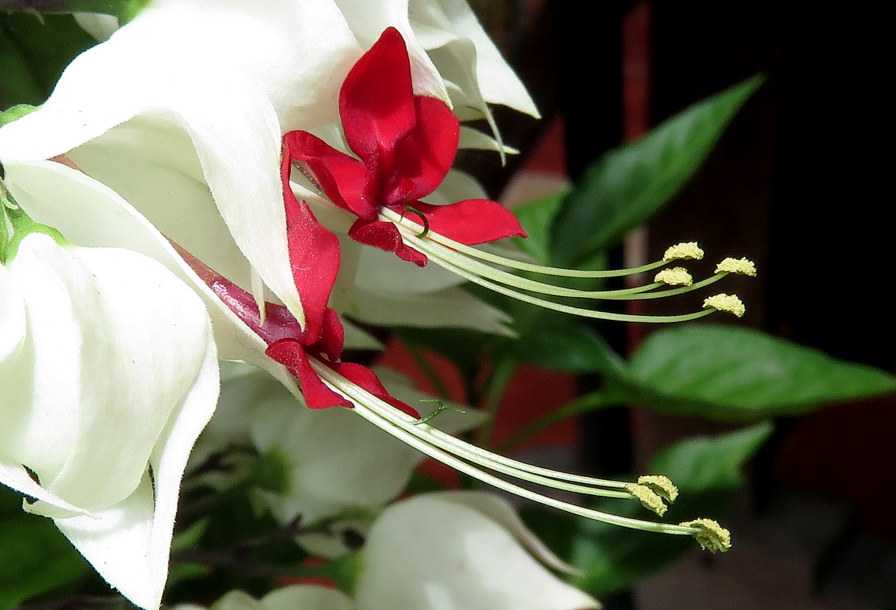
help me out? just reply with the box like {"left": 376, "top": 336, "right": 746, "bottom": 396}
{"left": 625, "top": 483, "right": 668, "bottom": 517}
{"left": 654, "top": 267, "right": 693, "bottom": 286}
{"left": 716, "top": 257, "right": 757, "bottom": 276}
{"left": 638, "top": 475, "right": 679, "bottom": 503}
{"left": 703, "top": 293, "right": 746, "bottom": 318}
{"left": 663, "top": 241, "right": 704, "bottom": 262}
{"left": 680, "top": 518, "right": 732, "bottom": 553}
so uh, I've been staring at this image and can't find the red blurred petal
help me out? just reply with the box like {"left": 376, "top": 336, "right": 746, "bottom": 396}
{"left": 340, "top": 27, "right": 415, "bottom": 169}
{"left": 282, "top": 190, "right": 341, "bottom": 341}
{"left": 329, "top": 361, "right": 421, "bottom": 418}
{"left": 415, "top": 199, "right": 527, "bottom": 245}
{"left": 386, "top": 96, "right": 459, "bottom": 206}
{"left": 348, "top": 217, "right": 429, "bottom": 266}
{"left": 283, "top": 130, "right": 376, "bottom": 219}
{"left": 266, "top": 339, "right": 352, "bottom": 409}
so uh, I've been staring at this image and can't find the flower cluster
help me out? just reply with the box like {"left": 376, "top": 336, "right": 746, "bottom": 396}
{"left": 0, "top": 2, "right": 751, "bottom": 609}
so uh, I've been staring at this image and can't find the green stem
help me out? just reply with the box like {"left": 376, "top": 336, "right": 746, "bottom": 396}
{"left": 474, "top": 358, "right": 518, "bottom": 448}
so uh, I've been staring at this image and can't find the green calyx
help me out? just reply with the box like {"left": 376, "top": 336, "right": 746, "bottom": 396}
{"left": 0, "top": 105, "right": 38, "bottom": 129}
{"left": 1, "top": 172, "right": 68, "bottom": 264}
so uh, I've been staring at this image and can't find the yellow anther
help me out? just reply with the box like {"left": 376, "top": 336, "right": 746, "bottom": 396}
{"left": 703, "top": 293, "right": 745, "bottom": 318}
{"left": 654, "top": 267, "right": 693, "bottom": 286}
{"left": 637, "top": 475, "right": 679, "bottom": 503}
{"left": 716, "top": 257, "right": 757, "bottom": 277}
{"left": 679, "top": 518, "right": 732, "bottom": 553}
{"left": 625, "top": 483, "right": 668, "bottom": 517}
{"left": 663, "top": 242, "right": 704, "bottom": 261}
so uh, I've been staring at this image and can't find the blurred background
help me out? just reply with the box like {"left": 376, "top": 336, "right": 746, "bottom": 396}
{"left": 463, "top": 1, "right": 896, "bottom": 608}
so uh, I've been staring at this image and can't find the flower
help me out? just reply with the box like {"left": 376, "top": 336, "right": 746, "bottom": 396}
{"left": 193, "top": 362, "right": 480, "bottom": 531}
{"left": 284, "top": 27, "right": 527, "bottom": 267}
{"left": 356, "top": 491, "right": 599, "bottom": 609}
{"left": 169, "top": 492, "right": 599, "bottom": 610}
{"left": 1, "top": 185, "right": 218, "bottom": 609}
{"left": 285, "top": 27, "right": 754, "bottom": 325}
{"left": 0, "top": 0, "right": 536, "bottom": 333}
{"left": 171, "top": 585, "right": 353, "bottom": 610}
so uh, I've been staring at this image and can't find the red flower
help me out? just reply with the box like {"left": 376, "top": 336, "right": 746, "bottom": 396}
{"left": 183, "top": 189, "right": 417, "bottom": 417}
{"left": 283, "top": 27, "right": 526, "bottom": 267}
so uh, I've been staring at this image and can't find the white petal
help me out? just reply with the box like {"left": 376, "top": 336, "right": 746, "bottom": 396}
{"left": 2, "top": 160, "right": 298, "bottom": 391}
{"left": 0, "top": 234, "right": 219, "bottom": 609}
{"left": 354, "top": 246, "right": 464, "bottom": 295}
{"left": 247, "top": 366, "right": 478, "bottom": 525}
{"left": 0, "top": 0, "right": 362, "bottom": 325}
{"left": 261, "top": 585, "right": 354, "bottom": 610}
{"left": 356, "top": 493, "right": 599, "bottom": 610}
{"left": 333, "top": 0, "right": 451, "bottom": 102}
{"left": 410, "top": 0, "right": 539, "bottom": 117}
{"left": 348, "top": 285, "right": 513, "bottom": 336}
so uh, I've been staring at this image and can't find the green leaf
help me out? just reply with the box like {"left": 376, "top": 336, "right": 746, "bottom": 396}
{"left": 0, "top": 1, "right": 148, "bottom": 22}
{"left": 550, "top": 76, "right": 762, "bottom": 266}
{"left": 562, "top": 422, "right": 772, "bottom": 596}
{"left": 0, "top": 12, "right": 95, "bottom": 109}
{"left": 511, "top": 187, "right": 569, "bottom": 264}
{"left": 624, "top": 324, "right": 896, "bottom": 421}
{"left": 506, "top": 311, "right": 625, "bottom": 375}
{"left": 0, "top": 509, "right": 90, "bottom": 608}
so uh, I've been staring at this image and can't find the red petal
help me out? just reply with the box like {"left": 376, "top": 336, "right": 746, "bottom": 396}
{"left": 266, "top": 339, "right": 352, "bottom": 409}
{"left": 283, "top": 130, "right": 377, "bottom": 219}
{"left": 309, "top": 307, "right": 345, "bottom": 362}
{"left": 340, "top": 27, "right": 415, "bottom": 168}
{"left": 348, "top": 217, "right": 429, "bottom": 266}
{"left": 386, "top": 96, "right": 459, "bottom": 205}
{"left": 282, "top": 190, "right": 341, "bottom": 341}
{"left": 415, "top": 199, "right": 527, "bottom": 245}
{"left": 329, "top": 362, "right": 421, "bottom": 418}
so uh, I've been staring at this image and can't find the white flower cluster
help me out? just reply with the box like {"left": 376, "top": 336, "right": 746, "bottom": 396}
{"left": 0, "top": 1, "right": 601, "bottom": 609}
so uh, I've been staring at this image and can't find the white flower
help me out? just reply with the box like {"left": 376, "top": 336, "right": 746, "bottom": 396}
{"left": 190, "top": 362, "right": 482, "bottom": 535}
{"left": 167, "top": 492, "right": 597, "bottom": 610}
{"left": 0, "top": 0, "right": 534, "bottom": 333}
{"left": 171, "top": 585, "right": 353, "bottom": 610}
{"left": 356, "top": 491, "right": 598, "bottom": 609}
{"left": 0, "top": 233, "right": 218, "bottom": 610}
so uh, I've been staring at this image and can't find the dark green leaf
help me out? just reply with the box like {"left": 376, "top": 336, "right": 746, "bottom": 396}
{"left": 624, "top": 324, "right": 896, "bottom": 421}
{"left": 511, "top": 187, "right": 568, "bottom": 264}
{"left": 506, "top": 311, "right": 625, "bottom": 375}
{"left": 563, "top": 422, "right": 772, "bottom": 595}
{"left": 550, "top": 76, "right": 762, "bottom": 266}
{"left": 0, "top": 509, "right": 90, "bottom": 608}
{"left": 0, "top": 1, "right": 147, "bottom": 21}
{"left": 0, "top": 12, "right": 95, "bottom": 108}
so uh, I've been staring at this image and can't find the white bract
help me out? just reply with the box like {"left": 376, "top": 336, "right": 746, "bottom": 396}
{"left": 0, "top": 0, "right": 534, "bottom": 334}
{"left": 0, "top": 233, "right": 218, "bottom": 610}
{"left": 355, "top": 491, "right": 599, "bottom": 610}
{"left": 168, "top": 492, "right": 596, "bottom": 610}
{"left": 191, "top": 363, "right": 481, "bottom": 537}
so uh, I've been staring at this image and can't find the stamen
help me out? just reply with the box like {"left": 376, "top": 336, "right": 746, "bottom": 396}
{"left": 638, "top": 475, "right": 679, "bottom": 503}
{"left": 382, "top": 207, "right": 695, "bottom": 279}
{"left": 378, "top": 208, "right": 751, "bottom": 324}
{"left": 716, "top": 257, "right": 757, "bottom": 276}
{"left": 311, "top": 359, "right": 729, "bottom": 547}
{"left": 663, "top": 241, "right": 704, "bottom": 261}
{"left": 679, "top": 519, "right": 732, "bottom": 552}
{"left": 654, "top": 267, "right": 693, "bottom": 286}
{"left": 625, "top": 483, "right": 669, "bottom": 516}
{"left": 703, "top": 293, "right": 746, "bottom": 318}
{"left": 400, "top": 205, "right": 430, "bottom": 238}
